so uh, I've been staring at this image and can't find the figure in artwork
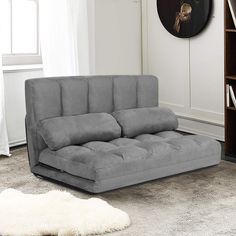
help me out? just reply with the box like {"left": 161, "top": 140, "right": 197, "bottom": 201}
{"left": 173, "top": 2, "right": 192, "bottom": 33}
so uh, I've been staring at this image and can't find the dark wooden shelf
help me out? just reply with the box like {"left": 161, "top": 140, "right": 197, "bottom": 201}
{"left": 226, "top": 75, "right": 236, "bottom": 80}
{"left": 226, "top": 29, "right": 236, "bottom": 32}
{"left": 225, "top": 0, "right": 236, "bottom": 156}
{"left": 227, "top": 106, "right": 236, "bottom": 111}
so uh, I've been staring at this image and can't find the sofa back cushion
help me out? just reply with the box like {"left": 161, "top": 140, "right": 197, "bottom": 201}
{"left": 25, "top": 75, "right": 158, "bottom": 167}
{"left": 112, "top": 107, "right": 178, "bottom": 138}
{"left": 38, "top": 113, "right": 121, "bottom": 151}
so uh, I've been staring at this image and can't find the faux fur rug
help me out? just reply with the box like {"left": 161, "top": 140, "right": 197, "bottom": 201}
{"left": 0, "top": 189, "right": 130, "bottom": 236}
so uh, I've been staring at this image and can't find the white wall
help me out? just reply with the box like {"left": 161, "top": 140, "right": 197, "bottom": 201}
{"left": 4, "top": 69, "right": 43, "bottom": 146}
{"left": 94, "top": 0, "right": 142, "bottom": 75}
{"left": 142, "top": 0, "right": 224, "bottom": 140}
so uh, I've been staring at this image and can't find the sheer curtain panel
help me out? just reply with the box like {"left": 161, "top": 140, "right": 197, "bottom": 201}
{"left": 0, "top": 2, "right": 10, "bottom": 156}
{"left": 0, "top": 52, "right": 10, "bottom": 156}
{"left": 39, "top": 0, "right": 90, "bottom": 76}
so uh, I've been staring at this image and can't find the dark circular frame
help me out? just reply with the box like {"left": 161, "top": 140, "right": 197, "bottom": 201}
{"left": 156, "top": 0, "right": 213, "bottom": 38}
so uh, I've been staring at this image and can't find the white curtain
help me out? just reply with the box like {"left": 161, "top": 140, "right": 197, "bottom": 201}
{"left": 39, "top": 0, "right": 90, "bottom": 76}
{"left": 0, "top": 55, "right": 10, "bottom": 156}
{"left": 0, "top": 1, "right": 10, "bottom": 156}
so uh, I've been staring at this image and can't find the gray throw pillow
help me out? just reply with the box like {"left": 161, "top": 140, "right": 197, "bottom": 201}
{"left": 38, "top": 113, "right": 121, "bottom": 151}
{"left": 112, "top": 107, "right": 178, "bottom": 138}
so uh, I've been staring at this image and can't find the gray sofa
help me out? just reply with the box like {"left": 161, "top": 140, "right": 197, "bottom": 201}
{"left": 25, "top": 75, "right": 221, "bottom": 193}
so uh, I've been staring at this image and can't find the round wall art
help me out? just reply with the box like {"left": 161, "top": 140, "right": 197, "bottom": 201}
{"left": 156, "top": 0, "right": 212, "bottom": 38}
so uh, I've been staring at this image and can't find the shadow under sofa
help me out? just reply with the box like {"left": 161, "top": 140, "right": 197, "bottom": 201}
{"left": 25, "top": 75, "right": 221, "bottom": 193}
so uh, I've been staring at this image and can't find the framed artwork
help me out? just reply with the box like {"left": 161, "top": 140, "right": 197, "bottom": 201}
{"left": 156, "top": 0, "right": 212, "bottom": 38}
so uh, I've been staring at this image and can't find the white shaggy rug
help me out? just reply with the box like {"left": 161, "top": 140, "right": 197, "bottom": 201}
{"left": 0, "top": 189, "right": 130, "bottom": 236}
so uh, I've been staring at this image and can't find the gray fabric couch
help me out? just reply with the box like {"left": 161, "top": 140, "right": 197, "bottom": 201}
{"left": 25, "top": 75, "right": 221, "bottom": 193}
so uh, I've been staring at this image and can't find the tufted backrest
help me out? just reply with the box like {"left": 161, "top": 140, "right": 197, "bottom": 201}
{"left": 25, "top": 75, "right": 158, "bottom": 168}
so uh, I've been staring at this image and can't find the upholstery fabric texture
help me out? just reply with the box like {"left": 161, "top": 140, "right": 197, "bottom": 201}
{"left": 112, "top": 106, "right": 178, "bottom": 138}
{"left": 38, "top": 113, "right": 121, "bottom": 151}
{"left": 25, "top": 75, "right": 221, "bottom": 193}
{"left": 39, "top": 131, "right": 221, "bottom": 182}
{"left": 25, "top": 75, "right": 158, "bottom": 168}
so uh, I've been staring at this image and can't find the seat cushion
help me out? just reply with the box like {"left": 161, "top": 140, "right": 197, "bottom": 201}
{"left": 38, "top": 113, "right": 121, "bottom": 151}
{"left": 112, "top": 107, "right": 178, "bottom": 138}
{"left": 39, "top": 132, "right": 221, "bottom": 181}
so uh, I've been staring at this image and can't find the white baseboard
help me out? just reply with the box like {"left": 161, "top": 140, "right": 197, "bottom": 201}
{"left": 9, "top": 139, "right": 26, "bottom": 148}
{"left": 178, "top": 116, "right": 224, "bottom": 141}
